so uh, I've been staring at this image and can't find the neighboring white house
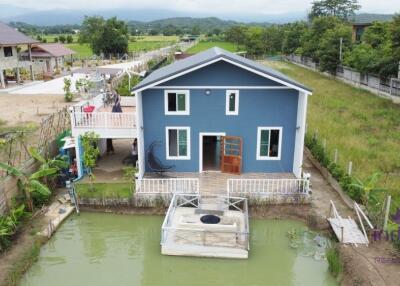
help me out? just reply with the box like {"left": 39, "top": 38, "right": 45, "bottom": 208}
{"left": 0, "top": 22, "right": 38, "bottom": 88}
{"left": 21, "top": 43, "right": 75, "bottom": 74}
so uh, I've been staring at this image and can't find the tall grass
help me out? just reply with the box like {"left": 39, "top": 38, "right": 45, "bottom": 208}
{"left": 326, "top": 246, "right": 343, "bottom": 279}
{"left": 262, "top": 60, "right": 400, "bottom": 205}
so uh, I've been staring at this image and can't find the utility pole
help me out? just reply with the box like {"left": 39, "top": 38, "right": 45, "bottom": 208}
{"left": 339, "top": 37, "right": 343, "bottom": 63}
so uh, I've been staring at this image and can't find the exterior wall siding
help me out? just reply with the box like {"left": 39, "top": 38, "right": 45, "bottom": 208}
{"left": 141, "top": 61, "right": 299, "bottom": 173}
{"left": 161, "top": 61, "right": 284, "bottom": 86}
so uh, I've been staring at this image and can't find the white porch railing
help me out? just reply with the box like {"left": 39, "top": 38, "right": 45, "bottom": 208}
{"left": 227, "top": 178, "right": 310, "bottom": 197}
{"left": 137, "top": 178, "right": 200, "bottom": 195}
{"left": 71, "top": 112, "right": 135, "bottom": 129}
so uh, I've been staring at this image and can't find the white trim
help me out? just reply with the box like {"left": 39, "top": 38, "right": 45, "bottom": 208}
{"left": 293, "top": 92, "right": 308, "bottom": 178}
{"left": 133, "top": 57, "right": 312, "bottom": 95}
{"left": 165, "top": 126, "right": 191, "bottom": 160}
{"left": 199, "top": 132, "right": 226, "bottom": 172}
{"left": 164, "top": 90, "right": 190, "bottom": 115}
{"left": 225, "top": 90, "right": 239, "bottom": 115}
{"left": 256, "top": 127, "right": 283, "bottom": 161}
{"left": 136, "top": 91, "right": 145, "bottom": 180}
{"left": 150, "top": 86, "right": 292, "bottom": 90}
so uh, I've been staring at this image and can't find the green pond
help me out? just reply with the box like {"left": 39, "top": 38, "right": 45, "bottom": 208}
{"left": 20, "top": 213, "right": 337, "bottom": 286}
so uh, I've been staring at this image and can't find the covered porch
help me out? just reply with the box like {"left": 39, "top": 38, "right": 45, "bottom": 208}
{"left": 69, "top": 93, "right": 137, "bottom": 138}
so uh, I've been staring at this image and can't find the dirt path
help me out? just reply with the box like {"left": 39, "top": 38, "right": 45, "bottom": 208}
{"left": 0, "top": 94, "right": 72, "bottom": 127}
{"left": 304, "top": 154, "right": 400, "bottom": 286}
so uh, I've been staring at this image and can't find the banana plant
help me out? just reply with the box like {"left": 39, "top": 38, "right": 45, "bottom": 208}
{"left": 0, "top": 162, "right": 57, "bottom": 211}
{"left": 349, "top": 172, "right": 386, "bottom": 221}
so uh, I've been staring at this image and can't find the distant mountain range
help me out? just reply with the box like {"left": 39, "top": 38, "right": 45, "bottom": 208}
{"left": 0, "top": 4, "right": 395, "bottom": 26}
{"left": 0, "top": 4, "right": 306, "bottom": 25}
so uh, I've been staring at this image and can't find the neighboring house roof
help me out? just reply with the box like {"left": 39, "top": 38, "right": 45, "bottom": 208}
{"left": 132, "top": 47, "right": 312, "bottom": 93}
{"left": 31, "top": 43, "right": 75, "bottom": 57}
{"left": 0, "top": 22, "right": 38, "bottom": 46}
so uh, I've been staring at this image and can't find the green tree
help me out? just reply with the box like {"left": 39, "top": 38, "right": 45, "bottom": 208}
{"left": 81, "top": 132, "right": 100, "bottom": 191}
{"left": 225, "top": 26, "right": 247, "bottom": 47}
{"left": 66, "top": 34, "right": 74, "bottom": 43}
{"left": 59, "top": 35, "right": 66, "bottom": 43}
{"left": 282, "top": 22, "right": 308, "bottom": 54}
{"left": 244, "top": 26, "right": 266, "bottom": 56}
{"left": 299, "top": 16, "right": 341, "bottom": 60}
{"left": 390, "top": 14, "right": 400, "bottom": 61}
{"left": 317, "top": 23, "right": 352, "bottom": 73}
{"left": 309, "top": 0, "right": 361, "bottom": 21}
{"left": 79, "top": 16, "right": 129, "bottom": 55}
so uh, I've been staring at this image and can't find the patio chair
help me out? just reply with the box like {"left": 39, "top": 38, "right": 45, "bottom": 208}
{"left": 147, "top": 141, "right": 175, "bottom": 175}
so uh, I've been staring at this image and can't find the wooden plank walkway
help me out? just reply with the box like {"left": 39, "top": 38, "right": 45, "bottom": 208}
{"left": 328, "top": 217, "right": 369, "bottom": 245}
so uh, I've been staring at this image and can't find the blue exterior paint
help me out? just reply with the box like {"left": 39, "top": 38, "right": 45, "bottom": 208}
{"left": 141, "top": 61, "right": 299, "bottom": 173}
{"left": 162, "top": 61, "right": 283, "bottom": 86}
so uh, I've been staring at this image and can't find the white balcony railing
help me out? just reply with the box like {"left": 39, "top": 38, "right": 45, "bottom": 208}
{"left": 137, "top": 178, "right": 200, "bottom": 195}
{"left": 227, "top": 178, "right": 310, "bottom": 198}
{"left": 71, "top": 112, "right": 135, "bottom": 129}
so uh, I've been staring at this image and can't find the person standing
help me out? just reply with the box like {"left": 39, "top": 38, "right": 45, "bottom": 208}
{"left": 132, "top": 139, "right": 138, "bottom": 167}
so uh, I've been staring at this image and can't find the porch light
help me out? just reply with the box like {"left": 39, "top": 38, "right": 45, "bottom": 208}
{"left": 205, "top": 89, "right": 211, "bottom": 95}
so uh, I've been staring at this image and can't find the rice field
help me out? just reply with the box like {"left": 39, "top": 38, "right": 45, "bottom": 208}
{"left": 186, "top": 41, "right": 240, "bottom": 53}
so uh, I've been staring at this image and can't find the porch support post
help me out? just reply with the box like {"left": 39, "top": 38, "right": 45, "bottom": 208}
{"left": 293, "top": 91, "right": 309, "bottom": 178}
{"left": 0, "top": 68, "right": 5, "bottom": 88}
{"left": 28, "top": 44, "right": 35, "bottom": 81}
{"left": 15, "top": 68, "right": 21, "bottom": 83}
{"left": 136, "top": 91, "right": 145, "bottom": 179}
{"left": 75, "top": 136, "right": 84, "bottom": 178}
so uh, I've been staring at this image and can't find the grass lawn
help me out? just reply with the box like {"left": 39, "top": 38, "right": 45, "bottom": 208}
{"left": 75, "top": 182, "right": 133, "bottom": 199}
{"left": 128, "top": 41, "right": 175, "bottom": 53}
{"left": 262, "top": 60, "right": 400, "bottom": 202}
{"left": 66, "top": 43, "right": 93, "bottom": 58}
{"left": 66, "top": 39, "right": 176, "bottom": 58}
{"left": 132, "top": 35, "right": 179, "bottom": 42}
{"left": 186, "top": 41, "right": 240, "bottom": 53}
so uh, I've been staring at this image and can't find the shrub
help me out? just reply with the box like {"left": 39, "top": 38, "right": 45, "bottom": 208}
{"left": 305, "top": 133, "right": 363, "bottom": 202}
{"left": 0, "top": 205, "right": 28, "bottom": 252}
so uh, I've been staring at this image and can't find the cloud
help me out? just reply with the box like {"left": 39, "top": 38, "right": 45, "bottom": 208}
{"left": 1, "top": 0, "right": 399, "bottom": 14}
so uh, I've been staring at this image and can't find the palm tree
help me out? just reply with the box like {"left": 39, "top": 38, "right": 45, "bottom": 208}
{"left": 0, "top": 162, "right": 57, "bottom": 211}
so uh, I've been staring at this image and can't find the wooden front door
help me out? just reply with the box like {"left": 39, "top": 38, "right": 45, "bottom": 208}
{"left": 220, "top": 136, "right": 242, "bottom": 174}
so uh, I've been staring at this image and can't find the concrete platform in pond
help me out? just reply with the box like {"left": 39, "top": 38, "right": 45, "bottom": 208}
{"left": 161, "top": 194, "right": 249, "bottom": 259}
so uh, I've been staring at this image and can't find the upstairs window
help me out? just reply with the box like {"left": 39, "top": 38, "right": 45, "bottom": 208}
{"left": 226, "top": 90, "right": 239, "bottom": 115}
{"left": 166, "top": 127, "right": 190, "bottom": 160}
{"left": 257, "top": 127, "right": 282, "bottom": 160}
{"left": 3, "top": 47, "right": 13, "bottom": 57}
{"left": 164, "top": 90, "right": 190, "bottom": 115}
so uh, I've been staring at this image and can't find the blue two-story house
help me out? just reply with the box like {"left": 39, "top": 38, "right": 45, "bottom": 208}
{"left": 132, "top": 47, "right": 312, "bottom": 185}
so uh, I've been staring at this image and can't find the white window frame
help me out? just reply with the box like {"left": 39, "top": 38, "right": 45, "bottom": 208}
{"left": 225, "top": 90, "right": 239, "bottom": 115}
{"left": 256, "top": 127, "right": 282, "bottom": 160}
{"left": 165, "top": 126, "right": 191, "bottom": 160}
{"left": 164, "top": 90, "right": 190, "bottom": 115}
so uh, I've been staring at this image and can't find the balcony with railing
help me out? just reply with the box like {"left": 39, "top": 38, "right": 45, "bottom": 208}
{"left": 69, "top": 93, "right": 136, "bottom": 138}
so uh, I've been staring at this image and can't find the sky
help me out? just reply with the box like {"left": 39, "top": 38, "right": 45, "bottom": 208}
{"left": 1, "top": 0, "right": 399, "bottom": 15}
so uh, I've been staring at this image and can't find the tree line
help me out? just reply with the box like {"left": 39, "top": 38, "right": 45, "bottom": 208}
{"left": 225, "top": 0, "right": 400, "bottom": 78}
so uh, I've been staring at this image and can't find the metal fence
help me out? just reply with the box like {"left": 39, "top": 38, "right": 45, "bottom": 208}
{"left": 286, "top": 55, "right": 400, "bottom": 98}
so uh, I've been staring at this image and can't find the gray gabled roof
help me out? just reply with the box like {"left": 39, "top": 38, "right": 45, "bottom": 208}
{"left": 0, "top": 22, "right": 38, "bottom": 46}
{"left": 132, "top": 47, "right": 312, "bottom": 93}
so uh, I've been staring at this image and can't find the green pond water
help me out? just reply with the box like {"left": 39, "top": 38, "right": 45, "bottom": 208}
{"left": 20, "top": 213, "right": 337, "bottom": 286}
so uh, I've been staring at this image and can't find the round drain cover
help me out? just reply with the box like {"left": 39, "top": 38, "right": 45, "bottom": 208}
{"left": 200, "top": 214, "right": 221, "bottom": 224}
